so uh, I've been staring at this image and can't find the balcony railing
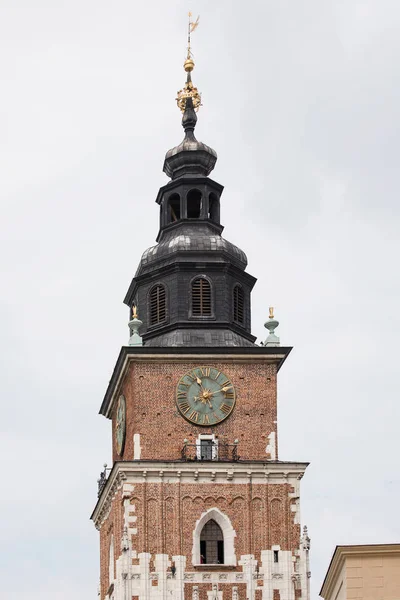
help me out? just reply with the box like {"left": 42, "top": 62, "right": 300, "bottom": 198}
{"left": 96, "top": 442, "right": 240, "bottom": 497}
{"left": 181, "top": 441, "right": 239, "bottom": 462}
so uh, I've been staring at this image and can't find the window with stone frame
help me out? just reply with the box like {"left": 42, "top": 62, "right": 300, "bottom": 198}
{"left": 197, "top": 434, "right": 218, "bottom": 461}
{"left": 200, "top": 519, "right": 224, "bottom": 564}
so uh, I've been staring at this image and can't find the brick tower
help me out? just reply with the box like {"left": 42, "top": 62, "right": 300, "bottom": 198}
{"left": 91, "top": 19, "right": 310, "bottom": 600}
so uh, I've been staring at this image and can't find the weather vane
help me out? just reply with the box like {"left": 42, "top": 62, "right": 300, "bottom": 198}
{"left": 176, "top": 11, "right": 202, "bottom": 113}
{"left": 187, "top": 12, "right": 200, "bottom": 59}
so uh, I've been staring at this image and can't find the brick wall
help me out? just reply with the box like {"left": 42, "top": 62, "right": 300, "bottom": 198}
{"left": 111, "top": 359, "right": 278, "bottom": 463}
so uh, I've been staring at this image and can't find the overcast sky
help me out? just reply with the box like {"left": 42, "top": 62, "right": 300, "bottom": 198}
{"left": 1, "top": 1, "right": 400, "bottom": 599}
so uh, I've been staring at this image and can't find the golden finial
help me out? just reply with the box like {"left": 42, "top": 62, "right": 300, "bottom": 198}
{"left": 269, "top": 307, "right": 274, "bottom": 319}
{"left": 132, "top": 304, "right": 138, "bottom": 319}
{"left": 177, "top": 12, "right": 202, "bottom": 112}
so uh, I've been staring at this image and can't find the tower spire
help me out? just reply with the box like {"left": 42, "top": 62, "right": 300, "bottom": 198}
{"left": 124, "top": 15, "right": 257, "bottom": 347}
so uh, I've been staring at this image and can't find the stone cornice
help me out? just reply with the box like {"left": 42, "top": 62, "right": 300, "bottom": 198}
{"left": 320, "top": 544, "right": 400, "bottom": 598}
{"left": 100, "top": 346, "right": 292, "bottom": 418}
{"left": 91, "top": 459, "right": 308, "bottom": 530}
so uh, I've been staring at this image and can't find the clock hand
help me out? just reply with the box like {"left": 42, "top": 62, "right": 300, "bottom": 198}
{"left": 209, "top": 385, "right": 233, "bottom": 396}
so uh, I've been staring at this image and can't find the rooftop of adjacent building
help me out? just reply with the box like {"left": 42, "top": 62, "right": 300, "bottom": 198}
{"left": 320, "top": 543, "right": 400, "bottom": 599}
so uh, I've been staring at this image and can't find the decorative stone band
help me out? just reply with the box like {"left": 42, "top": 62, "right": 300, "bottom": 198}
{"left": 109, "top": 549, "right": 308, "bottom": 600}
{"left": 91, "top": 460, "right": 308, "bottom": 530}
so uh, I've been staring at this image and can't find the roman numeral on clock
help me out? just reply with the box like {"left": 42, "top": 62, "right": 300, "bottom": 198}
{"left": 177, "top": 390, "right": 187, "bottom": 400}
{"left": 200, "top": 367, "right": 211, "bottom": 377}
{"left": 179, "top": 401, "right": 191, "bottom": 414}
{"left": 220, "top": 403, "right": 231, "bottom": 415}
{"left": 188, "top": 410, "right": 199, "bottom": 422}
{"left": 202, "top": 413, "right": 210, "bottom": 425}
{"left": 224, "top": 391, "right": 235, "bottom": 400}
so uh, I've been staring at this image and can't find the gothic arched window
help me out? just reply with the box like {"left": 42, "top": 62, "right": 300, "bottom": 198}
{"left": 193, "top": 508, "right": 236, "bottom": 566}
{"left": 208, "top": 193, "right": 220, "bottom": 222}
{"left": 168, "top": 193, "right": 181, "bottom": 222}
{"left": 200, "top": 519, "right": 224, "bottom": 564}
{"left": 192, "top": 277, "right": 212, "bottom": 316}
{"left": 187, "top": 189, "right": 202, "bottom": 218}
{"left": 149, "top": 284, "right": 167, "bottom": 326}
{"left": 233, "top": 285, "right": 244, "bottom": 324}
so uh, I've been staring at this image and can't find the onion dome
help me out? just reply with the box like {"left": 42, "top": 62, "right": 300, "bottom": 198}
{"left": 137, "top": 223, "right": 248, "bottom": 276}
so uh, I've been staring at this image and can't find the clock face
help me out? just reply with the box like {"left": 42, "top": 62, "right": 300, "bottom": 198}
{"left": 176, "top": 366, "right": 236, "bottom": 426}
{"left": 115, "top": 394, "right": 126, "bottom": 455}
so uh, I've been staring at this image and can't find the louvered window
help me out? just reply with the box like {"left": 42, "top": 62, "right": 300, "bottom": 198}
{"left": 233, "top": 285, "right": 244, "bottom": 324}
{"left": 149, "top": 284, "right": 166, "bottom": 325}
{"left": 192, "top": 278, "right": 212, "bottom": 316}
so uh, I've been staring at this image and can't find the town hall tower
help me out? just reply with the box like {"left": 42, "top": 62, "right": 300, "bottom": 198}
{"left": 91, "top": 19, "right": 310, "bottom": 600}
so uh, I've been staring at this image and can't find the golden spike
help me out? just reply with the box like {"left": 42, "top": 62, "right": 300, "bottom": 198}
{"left": 132, "top": 305, "right": 138, "bottom": 319}
{"left": 269, "top": 307, "right": 274, "bottom": 319}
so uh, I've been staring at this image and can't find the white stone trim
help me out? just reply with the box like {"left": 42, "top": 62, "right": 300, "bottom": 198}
{"left": 207, "top": 584, "right": 222, "bottom": 600}
{"left": 266, "top": 432, "right": 276, "bottom": 460}
{"left": 133, "top": 433, "right": 141, "bottom": 460}
{"left": 192, "top": 507, "right": 237, "bottom": 566}
{"left": 107, "top": 548, "right": 309, "bottom": 600}
{"left": 92, "top": 461, "right": 308, "bottom": 529}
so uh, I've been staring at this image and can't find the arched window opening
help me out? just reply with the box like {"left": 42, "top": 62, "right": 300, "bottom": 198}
{"left": 149, "top": 284, "right": 166, "bottom": 326}
{"left": 192, "top": 278, "right": 211, "bottom": 316}
{"left": 200, "top": 520, "right": 224, "bottom": 564}
{"left": 233, "top": 285, "right": 244, "bottom": 324}
{"left": 208, "top": 193, "right": 219, "bottom": 222}
{"left": 187, "top": 189, "right": 202, "bottom": 218}
{"left": 168, "top": 193, "right": 181, "bottom": 222}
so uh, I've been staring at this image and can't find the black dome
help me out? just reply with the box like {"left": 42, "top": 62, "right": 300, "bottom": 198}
{"left": 137, "top": 222, "right": 247, "bottom": 276}
{"left": 163, "top": 98, "right": 217, "bottom": 180}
